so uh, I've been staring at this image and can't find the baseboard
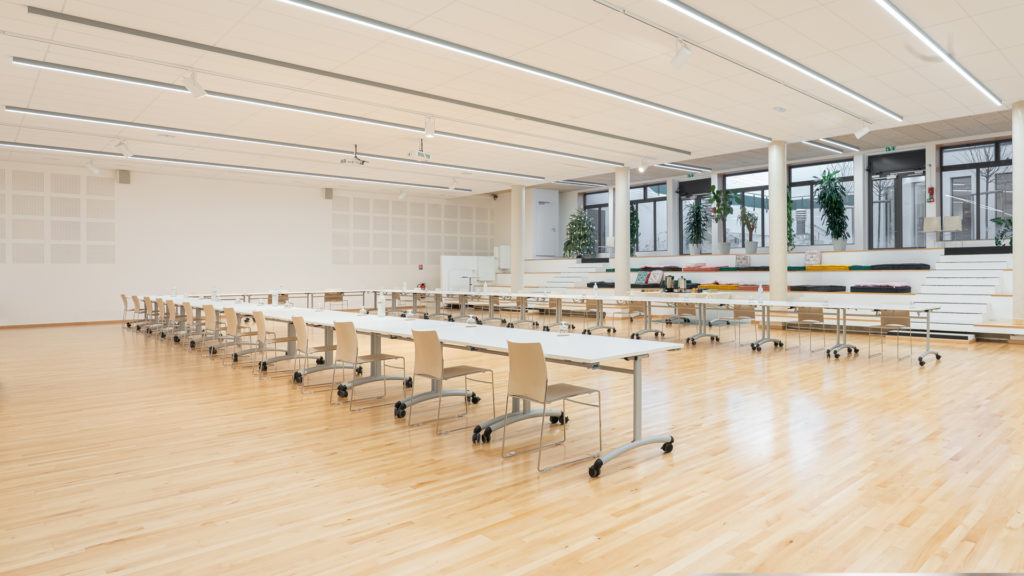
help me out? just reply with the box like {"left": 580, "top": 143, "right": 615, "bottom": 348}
{"left": 0, "top": 319, "right": 122, "bottom": 330}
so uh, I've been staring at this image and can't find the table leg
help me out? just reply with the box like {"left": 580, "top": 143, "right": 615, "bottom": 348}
{"left": 507, "top": 296, "right": 536, "bottom": 328}
{"left": 481, "top": 295, "right": 505, "bottom": 326}
{"left": 687, "top": 302, "right": 718, "bottom": 344}
{"left": 588, "top": 356, "right": 673, "bottom": 478}
{"left": 917, "top": 309, "right": 941, "bottom": 366}
{"left": 751, "top": 304, "right": 783, "bottom": 351}
{"left": 450, "top": 294, "right": 475, "bottom": 323}
{"left": 826, "top": 308, "right": 858, "bottom": 359}
{"left": 584, "top": 299, "right": 615, "bottom": 334}
{"left": 630, "top": 301, "right": 662, "bottom": 339}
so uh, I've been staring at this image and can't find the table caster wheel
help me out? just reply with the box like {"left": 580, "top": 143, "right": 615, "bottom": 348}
{"left": 588, "top": 460, "right": 603, "bottom": 478}
{"left": 542, "top": 326, "right": 549, "bottom": 331}
{"left": 472, "top": 431, "right": 481, "bottom": 443}
{"left": 854, "top": 347, "right": 860, "bottom": 354}
{"left": 468, "top": 393, "right": 480, "bottom": 404}
{"left": 293, "top": 372, "right": 303, "bottom": 384}
{"left": 337, "top": 385, "right": 348, "bottom": 398}
{"left": 662, "top": 440, "right": 674, "bottom": 453}
{"left": 755, "top": 345, "right": 762, "bottom": 351}
{"left": 189, "top": 341, "right": 196, "bottom": 349}
{"left": 232, "top": 353, "right": 239, "bottom": 362}
{"left": 316, "top": 356, "right": 324, "bottom": 365}
{"left": 482, "top": 428, "right": 491, "bottom": 443}
{"left": 919, "top": 359, "right": 926, "bottom": 366}
{"left": 355, "top": 366, "right": 364, "bottom": 376}
{"left": 174, "top": 336, "right": 180, "bottom": 343}
{"left": 209, "top": 346, "right": 216, "bottom": 355}
{"left": 404, "top": 377, "right": 413, "bottom": 388}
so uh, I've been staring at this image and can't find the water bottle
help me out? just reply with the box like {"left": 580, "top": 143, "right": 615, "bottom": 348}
{"left": 757, "top": 283, "right": 763, "bottom": 303}
{"left": 359, "top": 305, "right": 367, "bottom": 315}
{"left": 592, "top": 283, "right": 598, "bottom": 296}
{"left": 377, "top": 293, "right": 386, "bottom": 316}
{"left": 558, "top": 321, "right": 569, "bottom": 336}
{"left": 483, "top": 281, "right": 488, "bottom": 292}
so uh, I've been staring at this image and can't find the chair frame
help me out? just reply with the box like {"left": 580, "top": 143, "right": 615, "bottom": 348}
{"left": 410, "top": 329, "right": 494, "bottom": 434}
{"left": 869, "top": 309, "right": 912, "bottom": 361}
{"left": 786, "top": 307, "right": 827, "bottom": 352}
{"left": 329, "top": 321, "right": 407, "bottom": 410}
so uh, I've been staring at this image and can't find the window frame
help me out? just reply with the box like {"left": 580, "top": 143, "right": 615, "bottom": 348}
{"left": 939, "top": 139, "right": 1013, "bottom": 241}
{"left": 787, "top": 159, "right": 855, "bottom": 246}
{"left": 629, "top": 182, "right": 667, "bottom": 253}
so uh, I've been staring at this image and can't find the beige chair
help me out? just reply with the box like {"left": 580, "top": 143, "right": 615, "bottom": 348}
{"left": 210, "top": 307, "right": 256, "bottom": 363}
{"left": 711, "top": 304, "right": 755, "bottom": 344}
{"left": 411, "top": 329, "right": 494, "bottom": 434}
{"left": 501, "top": 341, "right": 602, "bottom": 472}
{"left": 292, "top": 315, "right": 336, "bottom": 391}
{"left": 160, "top": 299, "right": 184, "bottom": 340}
{"left": 253, "top": 310, "right": 297, "bottom": 377}
{"left": 869, "top": 309, "right": 912, "bottom": 360}
{"left": 120, "top": 294, "right": 131, "bottom": 328}
{"left": 129, "top": 295, "right": 145, "bottom": 329}
{"left": 787, "top": 307, "right": 827, "bottom": 352}
{"left": 192, "top": 304, "right": 229, "bottom": 353}
{"left": 330, "top": 321, "right": 407, "bottom": 410}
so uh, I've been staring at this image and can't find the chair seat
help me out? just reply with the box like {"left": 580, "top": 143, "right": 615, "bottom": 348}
{"left": 309, "top": 344, "right": 335, "bottom": 353}
{"left": 545, "top": 383, "right": 597, "bottom": 403}
{"left": 358, "top": 352, "right": 402, "bottom": 363}
{"left": 270, "top": 335, "right": 297, "bottom": 343}
{"left": 442, "top": 364, "right": 490, "bottom": 379}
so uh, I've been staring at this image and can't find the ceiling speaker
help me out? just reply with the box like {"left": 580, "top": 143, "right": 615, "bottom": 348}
{"left": 117, "top": 169, "right": 131, "bottom": 184}
{"left": 321, "top": 187, "right": 334, "bottom": 200}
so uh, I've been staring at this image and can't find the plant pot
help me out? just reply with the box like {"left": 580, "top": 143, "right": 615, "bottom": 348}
{"left": 717, "top": 244, "right": 731, "bottom": 255}
{"left": 744, "top": 243, "right": 758, "bottom": 254}
{"left": 689, "top": 243, "right": 700, "bottom": 255}
{"left": 831, "top": 238, "right": 847, "bottom": 251}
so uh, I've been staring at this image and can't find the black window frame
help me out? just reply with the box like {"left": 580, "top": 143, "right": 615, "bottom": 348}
{"left": 788, "top": 159, "right": 855, "bottom": 247}
{"left": 582, "top": 190, "right": 609, "bottom": 253}
{"left": 939, "top": 139, "right": 1013, "bottom": 242}
{"left": 629, "top": 182, "right": 668, "bottom": 253}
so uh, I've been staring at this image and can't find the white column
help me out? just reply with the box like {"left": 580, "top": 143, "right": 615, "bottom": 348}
{"left": 511, "top": 185, "right": 525, "bottom": 292}
{"left": 666, "top": 178, "right": 680, "bottom": 254}
{"left": 1013, "top": 102, "right": 1024, "bottom": 319}
{"left": 614, "top": 167, "right": 630, "bottom": 295}
{"left": 924, "top": 145, "right": 938, "bottom": 249}
{"left": 768, "top": 140, "right": 788, "bottom": 300}
{"left": 708, "top": 171, "right": 722, "bottom": 254}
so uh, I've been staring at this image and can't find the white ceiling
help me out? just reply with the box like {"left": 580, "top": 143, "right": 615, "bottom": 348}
{"left": 0, "top": 0, "right": 1021, "bottom": 195}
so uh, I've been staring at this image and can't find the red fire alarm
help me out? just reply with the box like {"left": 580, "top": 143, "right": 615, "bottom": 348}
{"left": 927, "top": 186, "right": 935, "bottom": 203}
{"left": 418, "top": 264, "right": 423, "bottom": 270}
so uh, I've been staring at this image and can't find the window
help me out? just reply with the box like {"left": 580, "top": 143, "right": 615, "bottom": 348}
{"left": 788, "top": 160, "right": 855, "bottom": 246}
{"left": 582, "top": 191, "right": 608, "bottom": 252}
{"left": 940, "top": 139, "right": 1013, "bottom": 242}
{"left": 678, "top": 179, "right": 710, "bottom": 255}
{"left": 724, "top": 170, "right": 769, "bottom": 248}
{"left": 630, "top": 183, "right": 667, "bottom": 252}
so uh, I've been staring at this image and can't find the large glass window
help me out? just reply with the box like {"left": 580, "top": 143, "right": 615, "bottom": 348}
{"left": 723, "top": 170, "right": 771, "bottom": 248}
{"left": 582, "top": 191, "right": 608, "bottom": 252}
{"left": 940, "top": 140, "right": 1012, "bottom": 241}
{"left": 630, "top": 183, "right": 667, "bottom": 252}
{"left": 788, "top": 160, "right": 855, "bottom": 246}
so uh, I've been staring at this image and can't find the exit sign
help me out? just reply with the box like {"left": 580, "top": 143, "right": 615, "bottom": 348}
{"left": 885, "top": 146, "right": 896, "bottom": 152}
{"left": 687, "top": 173, "right": 695, "bottom": 178}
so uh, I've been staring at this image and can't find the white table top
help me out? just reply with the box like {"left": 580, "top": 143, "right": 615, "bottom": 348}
{"left": 164, "top": 296, "right": 680, "bottom": 365}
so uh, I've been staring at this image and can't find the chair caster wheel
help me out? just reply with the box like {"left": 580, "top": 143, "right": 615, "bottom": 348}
{"left": 355, "top": 366, "right": 364, "bottom": 376}
{"left": 825, "top": 352, "right": 830, "bottom": 359}
{"left": 394, "top": 403, "right": 406, "bottom": 418}
{"left": 160, "top": 333, "right": 166, "bottom": 339}
{"left": 936, "top": 354, "right": 941, "bottom": 360}
{"left": 404, "top": 377, "right": 413, "bottom": 388}
{"left": 174, "top": 336, "right": 180, "bottom": 343}
{"left": 549, "top": 415, "right": 560, "bottom": 424}
{"left": 833, "top": 351, "right": 840, "bottom": 359}
{"left": 468, "top": 393, "right": 480, "bottom": 404}
{"left": 481, "top": 428, "right": 491, "bottom": 443}
{"left": 447, "top": 315, "right": 453, "bottom": 322}
{"left": 337, "top": 385, "right": 348, "bottom": 398}
{"left": 611, "top": 328, "right": 617, "bottom": 333}
{"left": 293, "top": 372, "right": 303, "bottom": 384}
{"left": 232, "top": 353, "right": 239, "bottom": 362}
{"left": 209, "top": 346, "right": 216, "bottom": 355}
{"left": 316, "top": 356, "right": 324, "bottom": 365}
{"left": 542, "top": 326, "right": 549, "bottom": 332}
{"left": 507, "top": 324, "right": 514, "bottom": 329}
{"left": 750, "top": 343, "right": 756, "bottom": 350}
{"left": 713, "top": 336, "right": 720, "bottom": 342}
{"left": 583, "top": 330, "right": 590, "bottom": 335}
{"left": 189, "top": 341, "right": 196, "bottom": 349}
{"left": 260, "top": 361, "right": 268, "bottom": 372}
{"left": 588, "top": 460, "right": 603, "bottom": 478}
{"left": 662, "top": 441, "right": 674, "bottom": 453}
{"left": 854, "top": 347, "right": 860, "bottom": 354}
{"left": 919, "top": 360, "right": 926, "bottom": 366}
{"left": 776, "top": 342, "right": 783, "bottom": 348}
{"left": 570, "top": 324, "right": 575, "bottom": 330}
{"left": 755, "top": 345, "right": 762, "bottom": 351}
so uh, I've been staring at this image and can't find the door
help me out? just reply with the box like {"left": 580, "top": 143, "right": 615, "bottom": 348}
{"left": 870, "top": 172, "right": 925, "bottom": 249}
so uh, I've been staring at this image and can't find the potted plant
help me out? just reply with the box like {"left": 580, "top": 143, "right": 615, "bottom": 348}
{"left": 992, "top": 217, "right": 1013, "bottom": 247}
{"left": 786, "top": 186, "right": 796, "bottom": 252}
{"left": 563, "top": 209, "right": 597, "bottom": 258}
{"left": 708, "top": 184, "right": 734, "bottom": 254}
{"left": 815, "top": 169, "right": 849, "bottom": 251}
{"left": 685, "top": 200, "right": 709, "bottom": 255}
{"left": 740, "top": 207, "right": 758, "bottom": 253}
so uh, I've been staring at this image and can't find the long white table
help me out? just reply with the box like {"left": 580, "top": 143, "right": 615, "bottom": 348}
{"left": 161, "top": 296, "right": 682, "bottom": 477}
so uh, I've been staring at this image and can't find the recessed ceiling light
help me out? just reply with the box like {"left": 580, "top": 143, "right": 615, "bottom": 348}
{"left": 276, "top": 0, "right": 770, "bottom": 142}
{"left": 773, "top": 106, "right": 786, "bottom": 113}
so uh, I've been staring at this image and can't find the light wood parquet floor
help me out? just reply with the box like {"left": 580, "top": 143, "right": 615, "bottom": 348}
{"left": 1, "top": 317, "right": 1022, "bottom": 575}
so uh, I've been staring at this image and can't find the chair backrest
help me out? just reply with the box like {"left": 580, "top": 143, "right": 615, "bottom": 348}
{"left": 203, "top": 304, "right": 217, "bottom": 332}
{"left": 121, "top": 294, "right": 128, "bottom": 311}
{"left": 733, "top": 305, "right": 755, "bottom": 319}
{"left": 254, "top": 310, "right": 268, "bottom": 342}
{"left": 798, "top": 307, "right": 824, "bottom": 323}
{"left": 165, "top": 300, "right": 175, "bottom": 323}
{"left": 183, "top": 302, "right": 193, "bottom": 326}
{"left": 412, "top": 330, "right": 443, "bottom": 380}
{"left": 224, "top": 308, "right": 238, "bottom": 336}
{"left": 881, "top": 309, "right": 910, "bottom": 328}
{"left": 132, "top": 295, "right": 142, "bottom": 314}
{"left": 628, "top": 301, "right": 645, "bottom": 314}
{"left": 507, "top": 341, "right": 548, "bottom": 404}
{"left": 155, "top": 298, "right": 164, "bottom": 320}
{"left": 335, "top": 321, "right": 358, "bottom": 364}
{"left": 143, "top": 297, "right": 153, "bottom": 317}
{"left": 585, "top": 299, "right": 601, "bottom": 310}
{"left": 676, "top": 302, "right": 696, "bottom": 315}
{"left": 293, "top": 316, "right": 308, "bottom": 351}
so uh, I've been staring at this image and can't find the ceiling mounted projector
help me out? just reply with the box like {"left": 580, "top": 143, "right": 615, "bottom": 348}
{"left": 341, "top": 144, "right": 367, "bottom": 165}
{"left": 408, "top": 139, "right": 430, "bottom": 162}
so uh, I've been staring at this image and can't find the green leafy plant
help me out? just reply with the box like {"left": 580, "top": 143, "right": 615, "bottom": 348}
{"left": 630, "top": 203, "right": 640, "bottom": 256}
{"left": 685, "top": 200, "right": 709, "bottom": 248}
{"left": 815, "top": 169, "right": 849, "bottom": 241}
{"left": 992, "top": 216, "right": 1013, "bottom": 247}
{"left": 740, "top": 206, "right": 758, "bottom": 243}
{"left": 786, "top": 187, "right": 795, "bottom": 251}
{"left": 707, "top": 184, "right": 734, "bottom": 224}
{"left": 563, "top": 209, "right": 597, "bottom": 257}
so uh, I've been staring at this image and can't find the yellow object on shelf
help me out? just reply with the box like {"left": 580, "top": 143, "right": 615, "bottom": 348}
{"left": 698, "top": 283, "right": 739, "bottom": 291}
{"left": 805, "top": 264, "right": 850, "bottom": 271}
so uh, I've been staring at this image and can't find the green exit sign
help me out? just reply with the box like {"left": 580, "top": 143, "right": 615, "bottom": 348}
{"left": 885, "top": 146, "right": 896, "bottom": 152}
{"left": 687, "top": 173, "right": 695, "bottom": 178}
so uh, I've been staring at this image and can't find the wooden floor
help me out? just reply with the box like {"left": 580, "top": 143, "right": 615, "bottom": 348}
{"left": 2, "top": 318, "right": 1023, "bottom": 574}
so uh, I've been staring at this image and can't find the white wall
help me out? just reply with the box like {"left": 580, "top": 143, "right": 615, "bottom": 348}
{"left": 0, "top": 162, "right": 496, "bottom": 325}
{"left": 529, "top": 188, "right": 560, "bottom": 257}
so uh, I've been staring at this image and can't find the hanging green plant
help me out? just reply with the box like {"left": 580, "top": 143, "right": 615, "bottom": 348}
{"left": 992, "top": 216, "right": 1013, "bottom": 247}
{"left": 630, "top": 203, "right": 640, "bottom": 256}
{"left": 562, "top": 209, "right": 597, "bottom": 257}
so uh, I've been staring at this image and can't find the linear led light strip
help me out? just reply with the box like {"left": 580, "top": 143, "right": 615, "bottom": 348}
{"left": 275, "top": 0, "right": 770, "bottom": 143}
{"left": 556, "top": 179, "right": 605, "bottom": 187}
{"left": 4, "top": 106, "right": 546, "bottom": 181}
{"left": 873, "top": 0, "right": 1001, "bottom": 107}
{"left": 11, "top": 57, "right": 623, "bottom": 167}
{"left": 654, "top": 0, "right": 904, "bottom": 122}
{"left": 819, "top": 137, "right": 859, "bottom": 152}
{"left": 802, "top": 140, "right": 843, "bottom": 154}
{"left": 0, "top": 141, "right": 473, "bottom": 192}
{"left": 660, "top": 162, "right": 710, "bottom": 172}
